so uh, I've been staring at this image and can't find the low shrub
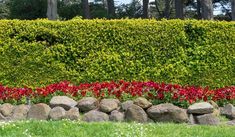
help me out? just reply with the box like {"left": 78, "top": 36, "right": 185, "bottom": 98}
{"left": 0, "top": 19, "right": 235, "bottom": 88}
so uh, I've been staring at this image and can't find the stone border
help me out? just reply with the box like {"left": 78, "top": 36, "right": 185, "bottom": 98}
{"left": 0, "top": 96, "right": 234, "bottom": 126}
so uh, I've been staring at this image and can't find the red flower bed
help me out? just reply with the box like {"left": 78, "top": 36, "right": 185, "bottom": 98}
{"left": 0, "top": 80, "right": 235, "bottom": 107}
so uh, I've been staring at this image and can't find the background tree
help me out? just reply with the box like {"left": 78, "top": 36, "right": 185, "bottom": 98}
{"left": 0, "top": 0, "right": 10, "bottom": 19}
{"left": 82, "top": 0, "right": 90, "bottom": 19}
{"left": 107, "top": 0, "right": 115, "bottom": 18}
{"left": 201, "top": 0, "right": 213, "bottom": 20}
{"left": 232, "top": 0, "right": 235, "bottom": 20}
{"left": 47, "top": 0, "right": 58, "bottom": 20}
{"left": 9, "top": 0, "right": 47, "bottom": 19}
{"left": 175, "top": 0, "right": 184, "bottom": 19}
{"left": 143, "top": 0, "right": 149, "bottom": 18}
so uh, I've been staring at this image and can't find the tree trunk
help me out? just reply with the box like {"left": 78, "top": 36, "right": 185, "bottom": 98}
{"left": 164, "top": 0, "right": 171, "bottom": 19}
{"left": 107, "top": 0, "right": 115, "bottom": 18}
{"left": 143, "top": 0, "right": 149, "bottom": 18}
{"left": 47, "top": 0, "right": 57, "bottom": 20}
{"left": 201, "top": 0, "right": 213, "bottom": 20}
{"left": 232, "top": 0, "right": 235, "bottom": 21}
{"left": 197, "top": 0, "right": 202, "bottom": 19}
{"left": 175, "top": 0, "right": 184, "bottom": 19}
{"left": 82, "top": 0, "right": 90, "bottom": 19}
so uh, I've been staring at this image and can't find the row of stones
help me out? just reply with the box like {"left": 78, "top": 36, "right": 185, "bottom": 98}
{"left": 0, "top": 96, "right": 235, "bottom": 125}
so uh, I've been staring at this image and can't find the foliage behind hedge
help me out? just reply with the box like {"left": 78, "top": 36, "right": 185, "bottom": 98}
{"left": 0, "top": 19, "right": 234, "bottom": 88}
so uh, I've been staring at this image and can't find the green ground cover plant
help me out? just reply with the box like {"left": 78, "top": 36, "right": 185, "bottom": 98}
{"left": 0, "top": 120, "right": 235, "bottom": 137}
{"left": 0, "top": 19, "right": 234, "bottom": 88}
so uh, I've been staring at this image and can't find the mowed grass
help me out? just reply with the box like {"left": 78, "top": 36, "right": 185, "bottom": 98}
{"left": 0, "top": 120, "right": 235, "bottom": 137}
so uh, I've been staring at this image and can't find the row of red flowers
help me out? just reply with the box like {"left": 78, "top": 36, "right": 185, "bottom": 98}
{"left": 0, "top": 80, "right": 235, "bottom": 106}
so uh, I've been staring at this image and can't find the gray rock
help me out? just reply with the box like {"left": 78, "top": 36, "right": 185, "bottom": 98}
{"left": 49, "top": 107, "right": 66, "bottom": 120}
{"left": 0, "top": 113, "right": 6, "bottom": 121}
{"left": 147, "top": 103, "right": 188, "bottom": 123}
{"left": 77, "top": 97, "right": 98, "bottom": 112}
{"left": 227, "top": 120, "right": 235, "bottom": 126}
{"left": 220, "top": 104, "right": 235, "bottom": 120}
{"left": 189, "top": 114, "right": 197, "bottom": 125}
{"left": 64, "top": 107, "right": 80, "bottom": 120}
{"left": 195, "top": 114, "right": 220, "bottom": 125}
{"left": 188, "top": 102, "right": 214, "bottom": 114}
{"left": 133, "top": 97, "right": 152, "bottom": 109}
{"left": 12, "top": 105, "right": 29, "bottom": 120}
{"left": 0, "top": 103, "right": 14, "bottom": 117}
{"left": 50, "top": 96, "right": 77, "bottom": 110}
{"left": 82, "top": 110, "right": 109, "bottom": 122}
{"left": 121, "top": 101, "right": 133, "bottom": 111}
{"left": 27, "top": 103, "right": 51, "bottom": 120}
{"left": 125, "top": 104, "right": 148, "bottom": 123}
{"left": 109, "top": 110, "right": 124, "bottom": 122}
{"left": 99, "top": 99, "right": 120, "bottom": 113}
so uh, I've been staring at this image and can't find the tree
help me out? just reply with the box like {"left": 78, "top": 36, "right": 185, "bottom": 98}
{"left": 232, "top": 0, "right": 235, "bottom": 20}
{"left": 82, "top": 0, "right": 90, "bottom": 19}
{"left": 164, "top": 0, "right": 171, "bottom": 18}
{"left": 10, "top": 0, "right": 47, "bottom": 20}
{"left": 175, "top": 0, "right": 184, "bottom": 19}
{"left": 143, "top": 0, "right": 149, "bottom": 18}
{"left": 107, "top": 0, "right": 115, "bottom": 18}
{"left": 47, "top": 0, "right": 57, "bottom": 20}
{"left": 201, "top": 0, "right": 213, "bottom": 20}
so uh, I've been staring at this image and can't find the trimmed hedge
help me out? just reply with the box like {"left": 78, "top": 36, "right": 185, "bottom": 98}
{"left": 0, "top": 19, "right": 235, "bottom": 88}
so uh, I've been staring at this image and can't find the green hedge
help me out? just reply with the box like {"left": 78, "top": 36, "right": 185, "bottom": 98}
{"left": 0, "top": 19, "right": 234, "bottom": 88}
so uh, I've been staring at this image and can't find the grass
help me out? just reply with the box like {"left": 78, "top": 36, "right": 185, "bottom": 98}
{"left": 0, "top": 120, "right": 235, "bottom": 137}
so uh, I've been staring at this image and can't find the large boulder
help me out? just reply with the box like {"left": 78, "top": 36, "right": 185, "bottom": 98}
{"left": 188, "top": 102, "right": 214, "bottom": 114}
{"left": 133, "top": 97, "right": 152, "bottom": 109}
{"left": 77, "top": 97, "right": 98, "bottom": 112}
{"left": 49, "top": 107, "right": 66, "bottom": 120}
{"left": 99, "top": 99, "right": 120, "bottom": 113}
{"left": 50, "top": 96, "right": 77, "bottom": 110}
{"left": 147, "top": 103, "right": 188, "bottom": 123}
{"left": 121, "top": 101, "right": 133, "bottom": 111}
{"left": 125, "top": 104, "right": 148, "bottom": 123}
{"left": 0, "top": 103, "right": 14, "bottom": 117}
{"left": 82, "top": 110, "right": 109, "bottom": 122}
{"left": 109, "top": 110, "right": 124, "bottom": 122}
{"left": 220, "top": 104, "right": 235, "bottom": 120}
{"left": 195, "top": 114, "right": 220, "bottom": 125}
{"left": 64, "top": 107, "right": 80, "bottom": 120}
{"left": 12, "top": 105, "right": 29, "bottom": 120}
{"left": 27, "top": 103, "right": 51, "bottom": 120}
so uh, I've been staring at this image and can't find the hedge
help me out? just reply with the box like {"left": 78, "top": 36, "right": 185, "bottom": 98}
{"left": 0, "top": 19, "right": 234, "bottom": 88}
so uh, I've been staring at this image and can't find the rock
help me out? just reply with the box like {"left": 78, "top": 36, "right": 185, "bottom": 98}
{"left": 109, "top": 110, "right": 124, "bottom": 122}
{"left": 0, "top": 103, "right": 14, "bottom": 117}
{"left": 209, "top": 101, "right": 220, "bottom": 117}
{"left": 27, "top": 103, "right": 51, "bottom": 120}
{"left": 77, "top": 97, "right": 98, "bottom": 112}
{"left": 188, "top": 102, "right": 214, "bottom": 114}
{"left": 99, "top": 99, "right": 120, "bottom": 113}
{"left": 0, "top": 113, "right": 6, "bottom": 121}
{"left": 189, "top": 114, "right": 197, "bottom": 125}
{"left": 50, "top": 96, "right": 77, "bottom": 110}
{"left": 125, "top": 104, "right": 148, "bottom": 123}
{"left": 195, "top": 114, "right": 220, "bottom": 125}
{"left": 64, "top": 107, "right": 80, "bottom": 120}
{"left": 227, "top": 120, "right": 235, "bottom": 126}
{"left": 121, "top": 101, "right": 133, "bottom": 111}
{"left": 82, "top": 110, "right": 109, "bottom": 122}
{"left": 147, "top": 103, "right": 188, "bottom": 123}
{"left": 133, "top": 97, "right": 152, "bottom": 109}
{"left": 12, "top": 105, "right": 29, "bottom": 120}
{"left": 49, "top": 107, "right": 66, "bottom": 120}
{"left": 220, "top": 104, "right": 235, "bottom": 120}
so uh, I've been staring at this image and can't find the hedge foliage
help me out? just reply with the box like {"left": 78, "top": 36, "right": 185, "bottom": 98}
{"left": 0, "top": 19, "right": 234, "bottom": 88}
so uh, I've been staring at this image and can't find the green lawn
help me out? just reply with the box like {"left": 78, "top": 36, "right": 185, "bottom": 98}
{"left": 0, "top": 120, "right": 234, "bottom": 137}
